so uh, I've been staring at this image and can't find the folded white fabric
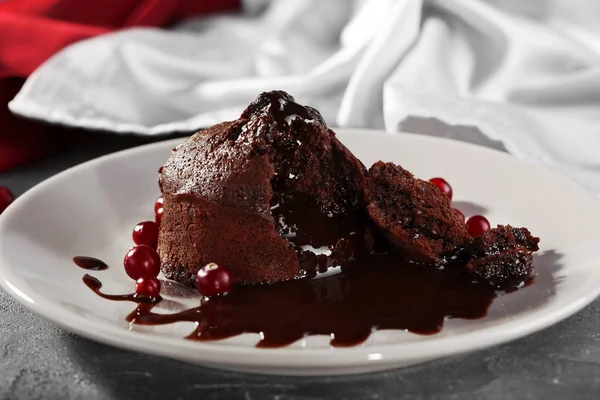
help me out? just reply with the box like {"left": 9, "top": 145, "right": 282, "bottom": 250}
{"left": 9, "top": 0, "right": 600, "bottom": 196}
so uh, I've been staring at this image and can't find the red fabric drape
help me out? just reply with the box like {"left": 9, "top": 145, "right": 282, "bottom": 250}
{"left": 0, "top": 0, "right": 240, "bottom": 171}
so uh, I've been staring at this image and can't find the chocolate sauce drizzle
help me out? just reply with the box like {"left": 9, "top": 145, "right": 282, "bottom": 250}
{"left": 73, "top": 256, "right": 108, "bottom": 271}
{"left": 263, "top": 91, "right": 313, "bottom": 127}
{"left": 76, "top": 254, "right": 497, "bottom": 348}
{"left": 82, "top": 274, "right": 161, "bottom": 304}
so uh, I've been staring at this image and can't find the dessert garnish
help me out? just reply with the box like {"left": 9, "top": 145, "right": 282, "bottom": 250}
{"left": 466, "top": 215, "right": 491, "bottom": 237}
{"left": 194, "top": 263, "right": 233, "bottom": 297}
{"left": 135, "top": 277, "right": 161, "bottom": 298}
{"left": 74, "top": 90, "right": 541, "bottom": 347}
{"left": 0, "top": 185, "right": 14, "bottom": 215}
{"left": 123, "top": 244, "right": 160, "bottom": 281}
{"left": 132, "top": 221, "right": 159, "bottom": 248}
{"left": 155, "top": 206, "right": 164, "bottom": 225}
{"left": 154, "top": 196, "right": 163, "bottom": 215}
{"left": 429, "top": 177, "right": 453, "bottom": 200}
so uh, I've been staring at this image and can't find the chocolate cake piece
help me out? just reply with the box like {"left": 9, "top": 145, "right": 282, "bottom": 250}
{"left": 462, "top": 225, "right": 539, "bottom": 259}
{"left": 157, "top": 91, "right": 367, "bottom": 286}
{"left": 364, "top": 161, "right": 470, "bottom": 263}
{"left": 445, "top": 225, "right": 540, "bottom": 289}
{"left": 466, "top": 249, "right": 534, "bottom": 288}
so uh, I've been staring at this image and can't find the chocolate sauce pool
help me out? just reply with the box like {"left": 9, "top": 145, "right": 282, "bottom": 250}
{"left": 76, "top": 254, "right": 497, "bottom": 348}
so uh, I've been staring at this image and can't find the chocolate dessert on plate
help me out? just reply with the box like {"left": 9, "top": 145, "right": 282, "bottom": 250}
{"left": 76, "top": 90, "right": 541, "bottom": 347}
{"left": 157, "top": 90, "right": 539, "bottom": 289}
{"left": 158, "top": 91, "right": 368, "bottom": 286}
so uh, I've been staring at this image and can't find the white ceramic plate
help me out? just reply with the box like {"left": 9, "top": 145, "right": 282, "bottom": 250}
{"left": 1, "top": 130, "right": 600, "bottom": 376}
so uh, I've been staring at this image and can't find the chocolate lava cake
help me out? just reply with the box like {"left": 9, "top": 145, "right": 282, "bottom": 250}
{"left": 157, "top": 91, "right": 367, "bottom": 286}
{"left": 364, "top": 161, "right": 470, "bottom": 263}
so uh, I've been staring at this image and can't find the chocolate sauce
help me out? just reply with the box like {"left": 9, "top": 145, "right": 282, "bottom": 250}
{"left": 271, "top": 194, "right": 361, "bottom": 247}
{"left": 263, "top": 90, "right": 312, "bottom": 127}
{"left": 270, "top": 193, "right": 366, "bottom": 276}
{"left": 82, "top": 274, "right": 160, "bottom": 304}
{"left": 73, "top": 256, "right": 108, "bottom": 271}
{"left": 80, "top": 253, "right": 496, "bottom": 348}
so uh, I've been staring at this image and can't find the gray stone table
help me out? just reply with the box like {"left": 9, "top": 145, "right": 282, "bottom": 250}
{"left": 1, "top": 132, "right": 600, "bottom": 400}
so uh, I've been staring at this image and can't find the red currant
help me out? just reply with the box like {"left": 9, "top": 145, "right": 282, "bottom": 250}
{"left": 154, "top": 197, "right": 163, "bottom": 214}
{"left": 429, "top": 177, "right": 452, "bottom": 200}
{"left": 0, "top": 186, "right": 15, "bottom": 215}
{"left": 466, "top": 215, "right": 491, "bottom": 237}
{"left": 132, "top": 221, "right": 159, "bottom": 248}
{"left": 124, "top": 245, "right": 160, "bottom": 280}
{"left": 194, "top": 263, "right": 233, "bottom": 297}
{"left": 136, "top": 277, "right": 161, "bottom": 298}
{"left": 155, "top": 207, "right": 164, "bottom": 225}
{"left": 453, "top": 208, "right": 465, "bottom": 222}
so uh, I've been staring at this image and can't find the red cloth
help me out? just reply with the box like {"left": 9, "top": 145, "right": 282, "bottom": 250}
{"left": 0, "top": 0, "right": 240, "bottom": 172}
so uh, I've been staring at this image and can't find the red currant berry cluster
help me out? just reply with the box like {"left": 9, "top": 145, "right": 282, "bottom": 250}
{"left": 123, "top": 197, "right": 164, "bottom": 299}
{"left": 428, "top": 177, "right": 490, "bottom": 237}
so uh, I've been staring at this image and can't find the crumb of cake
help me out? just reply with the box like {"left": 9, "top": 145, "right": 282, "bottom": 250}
{"left": 442, "top": 225, "right": 540, "bottom": 289}
{"left": 466, "top": 248, "right": 534, "bottom": 288}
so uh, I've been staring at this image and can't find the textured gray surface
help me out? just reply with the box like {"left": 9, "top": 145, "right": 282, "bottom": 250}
{"left": 1, "top": 134, "right": 600, "bottom": 400}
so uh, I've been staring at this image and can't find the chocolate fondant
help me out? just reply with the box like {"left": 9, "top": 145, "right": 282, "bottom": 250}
{"left": 157, "top": 91, "right": 366, "bottom": 286}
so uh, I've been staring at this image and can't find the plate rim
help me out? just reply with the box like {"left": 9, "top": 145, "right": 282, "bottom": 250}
{"left": 1, "top": 129, "right": 600, "bottom": 370}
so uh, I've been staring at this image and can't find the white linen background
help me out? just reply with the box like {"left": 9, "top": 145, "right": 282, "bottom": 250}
{"left": 8, "top": 0, "right": 600, "bottom": 196}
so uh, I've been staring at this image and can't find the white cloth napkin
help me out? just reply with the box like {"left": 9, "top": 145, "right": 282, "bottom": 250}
{"left": 9, "top": 0, "right": 600, "bottom": 197}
